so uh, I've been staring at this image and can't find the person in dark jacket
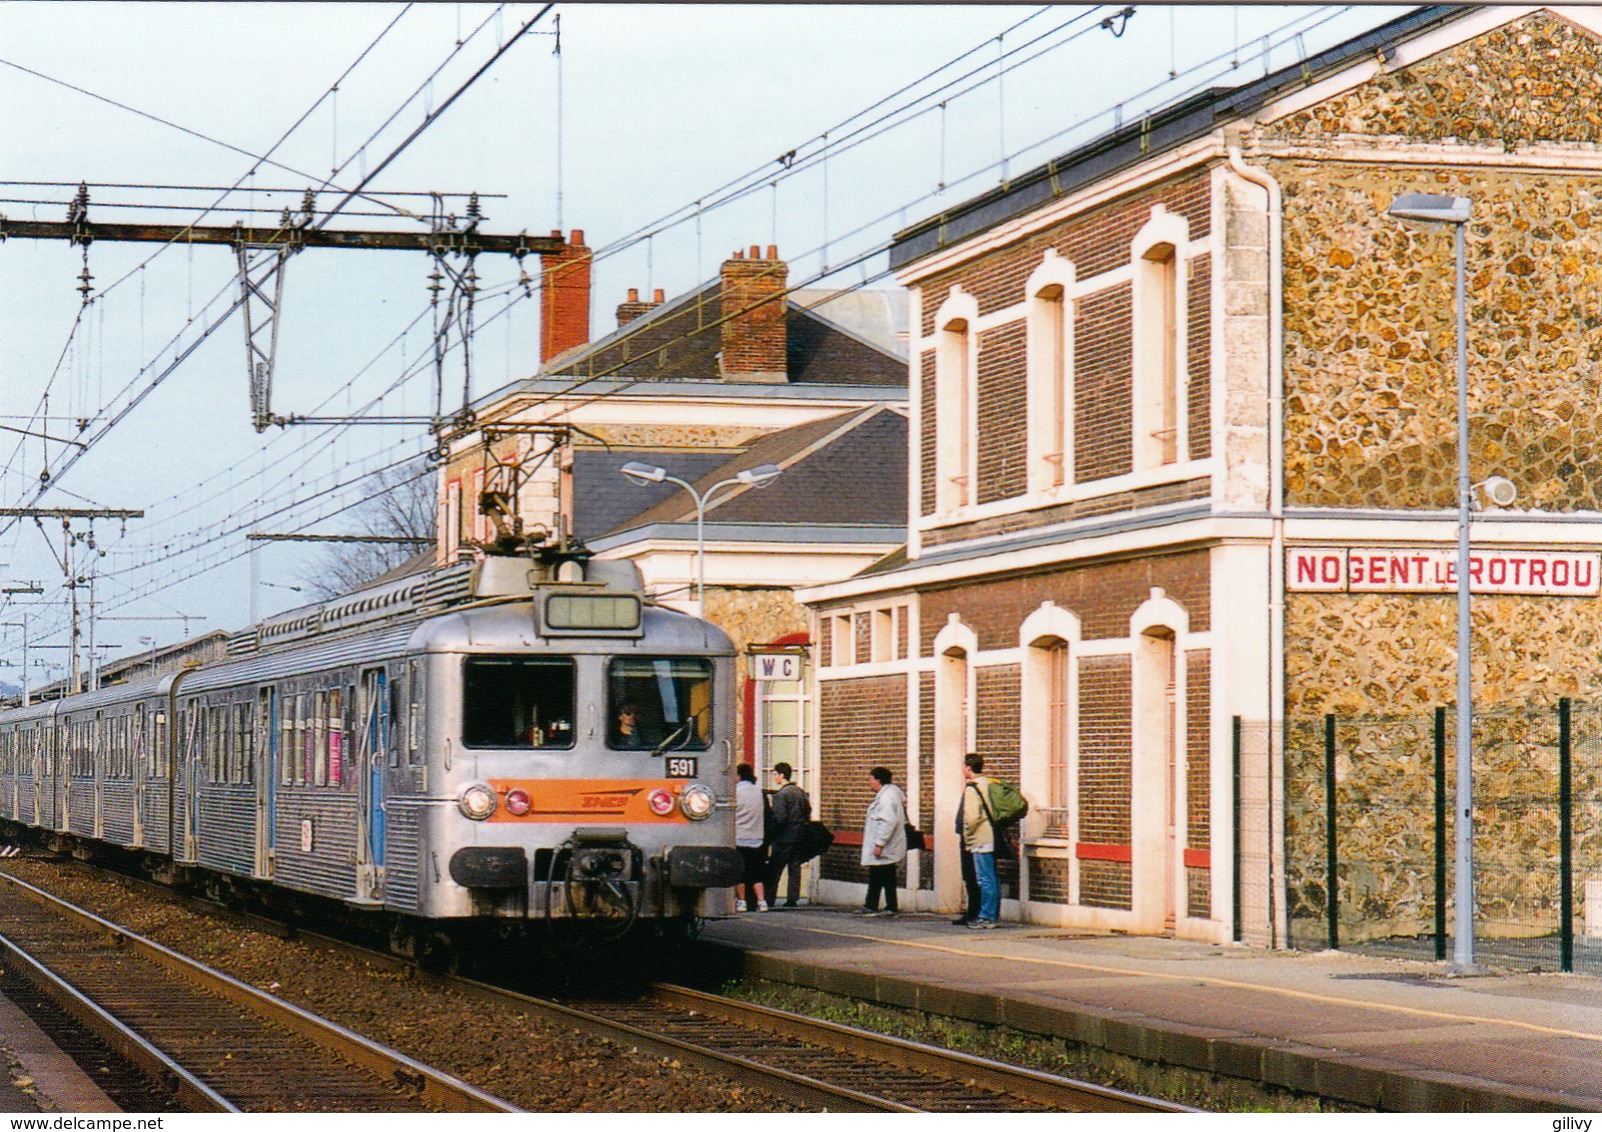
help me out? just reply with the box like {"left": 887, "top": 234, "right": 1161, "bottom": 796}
{"left": 765, "top": 762, "right": 810, "bottom": 908}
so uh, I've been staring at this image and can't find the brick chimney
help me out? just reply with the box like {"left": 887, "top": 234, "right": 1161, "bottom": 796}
{"left": 616, "top": 287, "right": 664, "bottom": 327}
{"left": 540, "top": 229, "right": 591, "bottom": 365}
{"left": 719, "top": 244, "right": 787, "bottom": 383}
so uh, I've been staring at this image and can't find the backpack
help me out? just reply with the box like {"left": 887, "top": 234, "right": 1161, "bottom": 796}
{"left": 986, "top": 779, "right": 1029, "bottom": 827}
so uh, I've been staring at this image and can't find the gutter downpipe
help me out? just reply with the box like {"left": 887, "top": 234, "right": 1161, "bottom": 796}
{"left": 1226, "top": 138, "right": 1286, "bottom": 949}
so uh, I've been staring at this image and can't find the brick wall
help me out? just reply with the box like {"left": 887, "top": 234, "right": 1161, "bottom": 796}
{"left": 921, "top": 477, "right": 1208, "bottom": 549}
{"left": 919, "top": 549, "right": 1211, "bottom": 654}
{"left": 1028, "top": 856, "right": 1070, "bottom": 904}
{"left": 1074, "top": 283, "right": 1134, "bottom": 483}
{"left": 917, "top": 169, "right": 1214, "bottom": 338}
{"left": 1077, "top": 655, "right": 1132, "bottom": 846}
{"left": 1082, "top": 859, "right": 1132, "bottom": 910}
{"left": 920, "top": 350, "right": 937, "bottom": 517}
{"left": 976, "top": 322, "right": 1028, "bottom": 504}
{"left": 1186, "top": 649, "right": 1211, "bottom": 851}
{"left": 1187, "top": 253, "right": 1211, "bottom": 461}
{"left": 818, "top": 675, "right": 909, "bottom": 886}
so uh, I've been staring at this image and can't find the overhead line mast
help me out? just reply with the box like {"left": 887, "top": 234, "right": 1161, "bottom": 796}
{"left": 1, "top": 189, "right": 565, "bottom": 433}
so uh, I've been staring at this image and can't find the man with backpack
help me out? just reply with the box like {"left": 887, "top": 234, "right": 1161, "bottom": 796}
{"left": 956, "top": 753, "right": 1029, "bottom": 930}
{"left": 958, "top": 753, "right": 1000, "bottom": 929}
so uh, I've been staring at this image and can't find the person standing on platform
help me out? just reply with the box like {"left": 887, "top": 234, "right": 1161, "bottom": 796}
{"left": 733, "top": 763, "right": 768, "bottom": 912}
{"left": 858, "top": 766, "right": 906, "bottom": 916}
{"left": 765, "top": 762, "right": 810, "bottom": 908}
{"left": 959, "top": 753, "right": 999, "bottom": 929}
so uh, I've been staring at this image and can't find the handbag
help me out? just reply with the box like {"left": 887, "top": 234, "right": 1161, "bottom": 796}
{"left": 799, "top": 820, "right": 835, "bottom": 862}
{"left": 904, "top": 823, "right": 925, "bottom": 852}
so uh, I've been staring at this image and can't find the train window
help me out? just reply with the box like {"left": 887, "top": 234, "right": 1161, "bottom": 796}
{"left": 327, "top": 688, "right": 344, "bottom": 786}
{"left": 387, "top": 674, "right": 402, "bottom": 768}
{"left": 461, "top": 657, "right": 576, "bottom": 750}
{"left": 313, "top": 691, "right": 328, "bottom": 786}
{"left": 280, "top": 700, "right": 295, "bottom": 785}
{"left": 606, "top": 658, "right": 713, "bottom": 752}
{"left": 293, "top": 695, "right": 309, "bottom": 786}
{"left": 408, "top": 662, "right": 422, "bottom": 766}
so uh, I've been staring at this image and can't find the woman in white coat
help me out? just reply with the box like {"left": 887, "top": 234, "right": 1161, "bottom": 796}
{"left": 858, "top": 766, "right": 907, "bottom": 916}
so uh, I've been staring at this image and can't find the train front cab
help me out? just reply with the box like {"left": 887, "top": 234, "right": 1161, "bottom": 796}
{"left": 399, "top": 595, "right": 744, "bottom": 935}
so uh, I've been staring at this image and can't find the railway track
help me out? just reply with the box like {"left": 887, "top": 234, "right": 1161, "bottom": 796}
{"left": 0, "top": 871, "right": 518, "bottom": 1113}
{"left": 0, "top": 858, "right": 1191, "bottom": 1112}
{"left": 445, "top": 977, "right": 1191, "bottom": 1112}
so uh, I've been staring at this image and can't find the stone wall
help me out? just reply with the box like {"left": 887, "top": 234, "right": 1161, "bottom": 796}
{"left": 1266, "top": 11, "right": 1602, "bottom": 943}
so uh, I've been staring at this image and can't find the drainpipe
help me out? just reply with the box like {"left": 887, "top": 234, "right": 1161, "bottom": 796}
{"left": 1226, "top": 139, "right": 1286, "bottom": 949}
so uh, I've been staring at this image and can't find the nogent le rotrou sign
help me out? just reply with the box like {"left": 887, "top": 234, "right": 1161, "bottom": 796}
{"left": 1288, "top": 547, "right": 1602, "bottom": 596}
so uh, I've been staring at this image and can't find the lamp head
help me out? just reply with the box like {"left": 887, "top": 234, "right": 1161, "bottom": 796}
{"left": 735, "top": 463, "right": 783, "bottom": 489}
{"left": 620, "top": 461, "right": 668, "bottom": 486}
{"left": 1478, "top": 476, "right": 1517, "bottom": 508}
{"left": 1387, "top": 192, "right": 1472, "bottom": 225}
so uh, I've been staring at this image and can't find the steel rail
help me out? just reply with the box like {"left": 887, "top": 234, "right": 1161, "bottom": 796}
{"left": 438, "top": 972, "right": 908, "bottom": 1112}
{"left": 650, "top": 983, "right": 1195, "bottom": 1114}
{"left": 0, "top": 928, "right": 234, "bottom": 1111}
{"left": 0, "top": 871, "right": 519, "bottom": 1113}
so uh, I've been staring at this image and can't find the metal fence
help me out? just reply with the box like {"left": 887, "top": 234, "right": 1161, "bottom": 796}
{"left": 1283, "top": 699, "right": 1602, "bottom": 972}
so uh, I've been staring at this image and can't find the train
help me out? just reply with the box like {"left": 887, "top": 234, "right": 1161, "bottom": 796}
{"left": 0, "top": 551, "right": 745, "bottom": 962}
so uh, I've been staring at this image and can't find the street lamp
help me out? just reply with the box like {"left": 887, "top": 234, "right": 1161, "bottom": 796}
{"left": 620, "top": 461, "right": 783, "bottom": 611}
{"left": 1386, "top": 190, "right": 1474, "bottom": 968}
{"left": 139, "top": 635, "right": 157, "bottom": 676}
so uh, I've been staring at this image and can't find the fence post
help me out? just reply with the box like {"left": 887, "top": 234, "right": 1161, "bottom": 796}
{"left": 1325, "top": 713, "right": 1338, "bottom": 951}
{"left": 1233, "top": 715, "right": 1242, "bottom": 944}
{"left": 1561, "top": 697, "right": 1573, "bottom": 974}
{"left": 1435, "top": 705, "right": 1447, "bottom": 962}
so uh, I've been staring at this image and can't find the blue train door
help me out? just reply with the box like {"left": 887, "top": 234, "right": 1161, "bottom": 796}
{"left": 356, "top": 667, "right": 386, "bottom": 901}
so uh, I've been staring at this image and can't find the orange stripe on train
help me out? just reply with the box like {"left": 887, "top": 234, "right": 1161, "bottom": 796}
{"left": 484, "top": 778, "right": 689, "bottom": 823}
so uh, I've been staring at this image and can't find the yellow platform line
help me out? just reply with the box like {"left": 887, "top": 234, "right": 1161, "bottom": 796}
{"left": 798, "top": 927, "right": 1602, "bottom": 1044}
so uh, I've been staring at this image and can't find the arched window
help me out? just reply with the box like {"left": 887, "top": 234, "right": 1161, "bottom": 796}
{"left": 1026, "top": 253, "right": 1076, "bottom": 494}
{"left": 934, "top": 288, "right": 979, "bottom": 513}
{"left": 1020, "top": 600, "right": 1081, "bottom": 844}
{"left": 1132, "top": 208, "right": 1190, "bottom": 472}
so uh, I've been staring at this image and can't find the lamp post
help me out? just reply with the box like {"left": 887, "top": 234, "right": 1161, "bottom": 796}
{"left": 619, "top": 461, "right": 783, "bottom": 613}
{"left": 1386, "top": 190, "right": 1474, "bottom": 968}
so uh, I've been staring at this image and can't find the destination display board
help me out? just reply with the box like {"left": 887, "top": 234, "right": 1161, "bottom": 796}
{"left": 1287, "top": 547, "right": 1602, "bottom": 596}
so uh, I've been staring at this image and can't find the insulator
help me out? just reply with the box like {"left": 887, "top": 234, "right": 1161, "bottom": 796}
{"left": 301, "top": 189, "right": 316, "bottom": 218}
{"left": 467, "top": 192, "right": 481, "bottom": 221}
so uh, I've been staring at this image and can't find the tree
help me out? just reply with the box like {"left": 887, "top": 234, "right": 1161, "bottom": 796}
{"left": 302, "top": 458, "right": 436, "bottom": 600}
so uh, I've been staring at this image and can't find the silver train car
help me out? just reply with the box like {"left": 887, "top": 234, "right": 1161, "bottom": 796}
{"left": 0, "top": 553, "right": 744, "bottom": 956}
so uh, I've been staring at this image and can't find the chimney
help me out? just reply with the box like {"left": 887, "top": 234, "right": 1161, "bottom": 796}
{"left": 615, "top": 286, "right": 665, "bottom": 327}
{"left": 719, "top": 245, "right": 787, "bottom": 383}
{"left": 540, "top": 229, "right": 592, "bottom": 365}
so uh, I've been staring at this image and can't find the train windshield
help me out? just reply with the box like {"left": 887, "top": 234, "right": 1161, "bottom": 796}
{"left": 607, "top": 657, "right": 713, "bottom": 752}
{"left": 462, "top": 656, "right": 576, "bottom": 749}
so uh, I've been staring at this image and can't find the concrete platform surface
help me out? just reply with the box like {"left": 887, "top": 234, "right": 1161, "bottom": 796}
{"left": 698, "top": 906, "right": 1602, "bottom": 1112}
{"left": 0, "top": 992, "right": 119, "bottom": 1112}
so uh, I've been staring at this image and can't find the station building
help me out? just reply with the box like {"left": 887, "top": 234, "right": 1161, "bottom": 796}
{"left": 800, "top": 5, "right": 1602, "bottom": 944}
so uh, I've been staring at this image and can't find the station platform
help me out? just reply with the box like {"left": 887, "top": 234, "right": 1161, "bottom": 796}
{"left": 0, "top": 991, "right": 119, "bottom": 1112}
{"left": 697, "top": 906, "right": 1602, "bottom": 1112}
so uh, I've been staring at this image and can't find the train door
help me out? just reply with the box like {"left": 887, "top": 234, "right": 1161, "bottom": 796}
{"left": 357, "top": 667, "right": 388, "bottom": 890}
{"left": 54, "top": 719, "right": 68, "bottom": 832}
{"left": 183, "top": 702, "right": 202, "bottom": 859}
{"left": 132, "top": 703, "right": 147, "bottom": 846}
{"left": 255, "top": 686, "right": 276, "bottom": 878}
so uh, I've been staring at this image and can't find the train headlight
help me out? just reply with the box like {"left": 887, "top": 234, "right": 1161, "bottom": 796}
{"left": 678, "top": 783, "right": 716, "bottom": 821}
{"left": 646, "top": 788, "right": 676, "bottom": 816}
{"left": 458, "top": 783, "right": 498, "bottom": 821}
{"left": 504, "top": 788, "right": 532, "bottom": 816}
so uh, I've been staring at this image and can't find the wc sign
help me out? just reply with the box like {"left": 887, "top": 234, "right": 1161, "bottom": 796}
{"left": 752, "top": 653, "right": 802, "bottom": 681}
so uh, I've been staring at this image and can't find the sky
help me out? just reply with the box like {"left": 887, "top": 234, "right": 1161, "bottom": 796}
{"left": 0, "top": 2, "right": 1412, "bottom": 686}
